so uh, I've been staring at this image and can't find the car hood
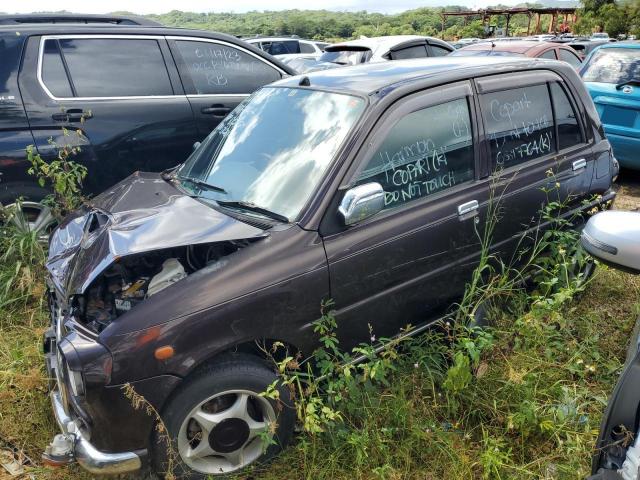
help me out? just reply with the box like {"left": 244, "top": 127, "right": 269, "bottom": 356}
{"left": 46, "top": 172, "right": 267, "bottom": 296}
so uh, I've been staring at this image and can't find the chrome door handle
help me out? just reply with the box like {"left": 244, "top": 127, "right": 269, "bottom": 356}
{"left": 572, "top": 158, "right": 587, "bottom": 171}
{"left": 457, "top": 200, "right": 479, "bottom": 216}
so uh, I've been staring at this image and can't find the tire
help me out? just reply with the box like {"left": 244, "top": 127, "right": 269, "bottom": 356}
{"left": 152, "top": 353, "right": 296, "bottom": 479}
{"left": 0, "top": 183, "right": 56, "bottom": 244}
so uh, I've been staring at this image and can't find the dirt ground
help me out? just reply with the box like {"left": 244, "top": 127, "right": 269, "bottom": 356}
{"left": 615, "top": 169, "right": 640, "bottom": 211}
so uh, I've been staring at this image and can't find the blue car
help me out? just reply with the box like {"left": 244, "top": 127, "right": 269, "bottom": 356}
{"left": 580, "top": 43, "right": 640, "bottom": 169}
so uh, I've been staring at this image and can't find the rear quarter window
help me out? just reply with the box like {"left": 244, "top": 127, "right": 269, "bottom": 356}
{"left": 482, "top": 84, "right": 556, "bottom": 170}
{"left": 550, "top": 82, "right": 583, "bottom": 150}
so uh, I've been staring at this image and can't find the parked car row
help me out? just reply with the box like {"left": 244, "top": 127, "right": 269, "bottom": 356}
{"left": 40, "top": 53, "right": 616, "bottom": 480}
{"left": 0, "top": 22, "right": 294, "bottom": 239}
{"left": 258, "top": 34, "right": 639, "bottom": 174}
{"left": 0, "top": 14, "right": 632, "bottom": 479}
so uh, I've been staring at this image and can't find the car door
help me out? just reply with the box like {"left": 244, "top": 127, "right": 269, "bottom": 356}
{"left": 321, "top": 82, "right": 490, "bottom": 346}
{"left": 19, "top": 34, "right": 199, "bottom": 195}
{"left": 167, "top": 37, "right": 286, "bottom": 137}
{"left": 591, "top": 345, "right": 640, "bottom": 476}
{"left": 476, "top": 72, "right": 595, "bottom": 260}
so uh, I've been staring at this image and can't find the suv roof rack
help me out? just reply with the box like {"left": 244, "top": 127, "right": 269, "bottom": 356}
{"left": 0, "top": 13, "right": 162, "bottom": 26}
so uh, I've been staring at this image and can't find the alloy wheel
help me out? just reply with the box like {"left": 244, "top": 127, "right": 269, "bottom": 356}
{"left": 4, "top": 201, "right": 56, "bottom": 245}
{"left": 176, "top": 389, "right": 276, "bottom": 475}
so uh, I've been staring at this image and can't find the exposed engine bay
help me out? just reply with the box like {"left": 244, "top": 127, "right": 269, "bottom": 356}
{"left": 74, "top": 241, "right": 249, "bottom": 332}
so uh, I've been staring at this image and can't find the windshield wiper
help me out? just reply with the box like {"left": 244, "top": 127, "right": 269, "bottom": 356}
{"left": 616, "top": 80, "right": 640, "bottom": 90}
{"left": 216, "top": 200, "right": 289, "bottom": 223}
{"left": 179, "top": 176, "right": 227, "bottom": 194}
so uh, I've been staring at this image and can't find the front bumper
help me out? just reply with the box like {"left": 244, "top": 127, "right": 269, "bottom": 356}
{"left": 49, "top": 388, "right": 142, "bottom": 475}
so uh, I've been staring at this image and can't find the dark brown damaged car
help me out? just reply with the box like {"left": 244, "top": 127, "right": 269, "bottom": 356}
{"left": 43, "top": 57, "right": 617, "bottom": 477}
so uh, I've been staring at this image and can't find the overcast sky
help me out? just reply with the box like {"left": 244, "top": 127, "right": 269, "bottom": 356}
{"left": 5, "top": 0, "right": 527, "bottom": 15}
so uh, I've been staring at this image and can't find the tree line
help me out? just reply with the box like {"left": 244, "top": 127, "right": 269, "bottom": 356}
{"left": 136, "top": 2, "right": 639, "bottom": 41}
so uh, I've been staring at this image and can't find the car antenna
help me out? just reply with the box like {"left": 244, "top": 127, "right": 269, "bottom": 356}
{"left": 299, "top": 76, "right": 311, "bottom": 87}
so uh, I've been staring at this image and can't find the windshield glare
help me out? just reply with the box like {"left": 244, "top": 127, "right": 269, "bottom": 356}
{"left": 582, "top": 48, "right": 640, "bottom": 84}
{"left": 178, "top": 87, "right": 366, "bottom": 221}
{"left": 319, "top": 49, "right": 368, "bottom": 65}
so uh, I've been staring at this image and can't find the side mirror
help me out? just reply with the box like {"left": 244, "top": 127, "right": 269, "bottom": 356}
{"left": 338, "top": 182, "right": 385, "bottom": 226}
{"left": 192, "top": 141, "right": 201, "bottom": 151}
{"left": 581, "top": 211, "right": 640, "bottom": 273}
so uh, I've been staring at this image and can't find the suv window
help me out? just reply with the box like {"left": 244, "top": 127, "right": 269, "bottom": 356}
{"left": 482, "top": 84, "right": 556, "bottom": 170}
{"left": 356, "top": 98, "right": 474, "bottom": 210}
{"left": 45, "top": 38, "right": 173, "bottom": 98}
{"left": 559, "top": 48, "right": 582, "bottom": 68}
{"left": 551, "top": 82, "right": 583, "bottom": 150}
{"left": 389, "top": 44, "right": 428, "bottom": 60}
{"left": 299, "top": 42, "right": 316, "bottom": 54}
{"left": 174, "top": 40, "right": 281, "bottom": 95}
{"left": 41, "top": 40, "right": 73, "bottom": 98}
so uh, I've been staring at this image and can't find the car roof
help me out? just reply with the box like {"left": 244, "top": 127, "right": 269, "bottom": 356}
{"left": 272, "top": 56, "right": 563, "bottom": 96}
{"left": 0, "top": 13, "right": 160, "bottom": 26}
{"left": 595, "top": 42, "right": 640, "bottom": 49}
{"left": 458, "top": 40, "right": 554, "bottom": 54}
{"left": 326, "top": 35, "right": 446, "bottom": 52}
{"left": 0, "top": 25, "right": 295, "bottom": 74}
{"left": 245, "top": 37, "right": 316, "bottom": 43}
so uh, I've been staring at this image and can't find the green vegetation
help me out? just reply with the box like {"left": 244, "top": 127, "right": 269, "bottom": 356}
{"left": 575, "top": 0, "right": 640, "bottom": 37}
{"left": 141, "top": 1, "right": 639, "bottom": 41}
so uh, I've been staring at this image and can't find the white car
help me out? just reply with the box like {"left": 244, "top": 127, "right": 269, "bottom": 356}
{"left": 458, "top": 37, "right": 481, "bottom": 44}
{"left": 525, "top": 34, "right": 557, "bottom": 42}
{"left": 590, "top": 32, "right": 610, "bottom": 40}
{"left": 245, "top": 37, "right": 328, "bottom": 61}
{"left": 318, "top": 35, "right": 453, "bottom": 66}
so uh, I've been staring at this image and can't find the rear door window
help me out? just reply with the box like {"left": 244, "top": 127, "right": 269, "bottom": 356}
{"left": 481, "top": 84, "right": 556, "bottom": 169}
{"left": 559, "top": 48, "right": 582, "bottom": 68}
{"left": 173, "top": 40, "right": 281, "bottom": 95}
{"left": 50, "top": 38, "right": 174, "bottom": 97}
{"left": 389, "top": 44, "right": 429, "bottom": 60}
{"left": 429, "top": 45, "right": 451, "bottom": 57}
{"left": 299, "top": 42, "right": 316, "bottom": 54}
{"left": 41, "top": 39, "right": 73, "bottom": 98}
{"left": 540, "top": 49, "right": 557, "bottom": 60}
{"left": 355, "top": 98, "right": 474, "bottom": 210}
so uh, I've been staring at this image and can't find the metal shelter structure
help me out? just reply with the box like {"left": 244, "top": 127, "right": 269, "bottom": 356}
{"left": 441, "top": 7, "right": 578, "bottom": 38}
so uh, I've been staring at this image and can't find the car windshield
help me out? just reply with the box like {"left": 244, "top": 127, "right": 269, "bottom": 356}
{"left": 582, "top": 47, "right": 640, "bottom": 84}
{"left": 319, "top": 49, "right": 368, "bottom": 65}
{"left": 177, "top": 87, "right": 366, "bottom": 221}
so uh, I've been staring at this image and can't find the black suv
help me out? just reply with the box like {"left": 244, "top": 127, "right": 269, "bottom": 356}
{"left": 0, "top": 22, "right": 293, "bottom": 235}
{"left": 43, "top": 57, "right": 616, "bottom": 478}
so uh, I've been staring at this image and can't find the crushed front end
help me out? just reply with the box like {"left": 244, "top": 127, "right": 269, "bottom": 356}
{"left": 41, "top": 172, "right": 268, "bottom": 474}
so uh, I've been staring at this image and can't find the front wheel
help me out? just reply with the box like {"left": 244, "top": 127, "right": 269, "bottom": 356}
{"left": 153, "top": 354, "right": 295, "bottom": 479}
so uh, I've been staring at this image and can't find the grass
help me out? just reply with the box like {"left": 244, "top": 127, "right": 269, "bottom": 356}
{"left": 257, "top": 266, "right": 640, "bottom": 480}
{"left": 0, "top": 207, "right": 639, "bottom": 479}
